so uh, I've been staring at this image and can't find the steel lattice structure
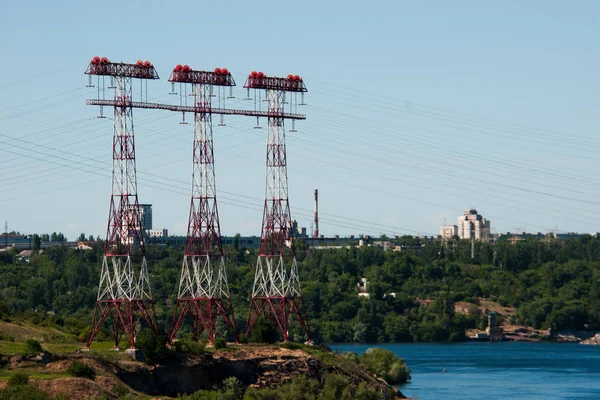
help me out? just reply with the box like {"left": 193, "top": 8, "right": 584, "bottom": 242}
{"left": 167, "top": 65, "right": 239, "bottom": 345}
{"left": 84, "top": 57, "right": 158, "bottom": 350}
{"left": 244, "top": 72, "right": 311, "bottom": 342}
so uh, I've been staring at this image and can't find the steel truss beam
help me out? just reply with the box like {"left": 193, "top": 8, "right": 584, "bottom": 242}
{"left": 86, "top": 99, "right": 306, "bottom": 120}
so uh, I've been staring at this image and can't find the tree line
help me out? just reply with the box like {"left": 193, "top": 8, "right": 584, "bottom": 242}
{"left": 0, "top": 234, "right": 599, "bottom": 343}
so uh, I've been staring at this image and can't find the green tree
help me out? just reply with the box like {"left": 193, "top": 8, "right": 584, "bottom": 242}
{"left": 359, "top": 348, "right": 411, "bottom": 384}
{"left": 33, "top": 234, "right": 41, "bottom": 251}
{"left": 248, "top": 318, "right": 279, "bottom": 344}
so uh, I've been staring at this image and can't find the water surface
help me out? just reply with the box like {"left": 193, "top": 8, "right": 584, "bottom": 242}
{"left": 331, "top": 342, "right": 600, "bottom": 400}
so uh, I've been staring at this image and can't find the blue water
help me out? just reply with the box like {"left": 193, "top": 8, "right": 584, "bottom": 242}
{"left": 331, "top": 342, "right": 600, "bottom": 400}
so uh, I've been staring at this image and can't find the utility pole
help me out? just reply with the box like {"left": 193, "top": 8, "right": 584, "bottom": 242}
{"left": 84, "top": 57, "right": 159, "bottom": 350}
{"left": 167, "top": 65, "right": 239, "bottom": 345}
{"left": 244, "top": 72, "right": 311, "bottom": 342}
{"left": 82, "top": 57, "right": 310, "bottom": 345}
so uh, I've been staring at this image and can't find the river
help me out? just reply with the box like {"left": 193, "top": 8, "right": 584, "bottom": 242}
{"left": 331, "top": 342, "right": 600, "bottom": 400}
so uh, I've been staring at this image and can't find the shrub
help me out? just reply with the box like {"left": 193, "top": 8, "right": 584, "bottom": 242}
{"left": 279, "top": 341, "right": 303, "bottom": 350}
{"left": 173, "top": 339, "right": 205, "bottom": 355}
{"left": 77, "top": 326, "right": 91, "bottom": 343}
{"left": 135, "top": 329, "right": 169, "bottom": 362}
{"left": 8, "top": 372, "right": 29, "bottom": 386}
{"left": 0, "top": 385, "right": 50, "bottom": 400}
{"left": 24, "top": 339, "right": 43, "bottom": 354}
{"left": 0, "top": 334, "right": 14, "bottom": 342}
{"left": 113, "top": 385, "right": 130, "bottom": 397}
{"left": 321, "top": 374, "right": 350, "bottom": 399}
{"left": 248, "top": 318, "right": 278, "bottom": 344}
{"left": 359, "top": 348, "right": 411, "bottom": 384}
{"left": 213, "top": 338, "right": 227, "bottom": 349}
{"left": 342, "top": 351, "right": 359, "bottom": 364}
{"left": 67, "top": 360, "right": 96, "bottom": 380}
{"left": 353, "top": 382, "right": 383, "bottom": 400}
{"left": 222, "top": 376, "right": 245, "bottom": 399}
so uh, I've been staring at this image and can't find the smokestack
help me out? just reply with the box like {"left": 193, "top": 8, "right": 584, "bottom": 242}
{"left": 313, "top": 189, "right": 319, "bottom": 238}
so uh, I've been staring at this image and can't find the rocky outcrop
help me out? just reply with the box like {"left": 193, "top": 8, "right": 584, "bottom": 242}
{"left": 27, "top": 345, "right": 405, "bottom": 399}
{"left": 581, "top": 333, "right": 600, "bottom": 345}
{"left": 113, "top": 346, "right": 405, "bottom": 398}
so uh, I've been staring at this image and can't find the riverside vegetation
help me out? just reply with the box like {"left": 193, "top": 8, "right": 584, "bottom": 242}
{"left": 0, "top": 234, "right": 599, "bottom": 343}
{"left": 0, "top": 234, "right": 598, "bottom": 397}
{"left": 0, "top": 337, "right": 408, "bottom": 399}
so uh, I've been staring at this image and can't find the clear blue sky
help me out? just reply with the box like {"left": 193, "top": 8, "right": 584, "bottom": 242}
{"left": 0, "top": 0, "right": 599, "bottom": 239}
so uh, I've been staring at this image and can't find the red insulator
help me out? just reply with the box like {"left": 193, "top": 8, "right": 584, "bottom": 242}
{"left": 251, "top": 71, "right": 258, "bottom": 78}
{"left": 175, "top": 64, "right": 183, "bottom": 72}
{"left": 258, "top": 72, "right": 265, "bottom": 78}
{"left": 222, "top": 68, "right": 229, "bottom": 74}
{"left": 100, "top": 57, "right": 109, "bottom": 64}
{"left": 287, "top": 74, "right": 294, "bottom": 80}
{"left": 214, "top": 68, "right": 222, "bottom": 74}
{"left": 136, "top": 60, "right": 143, "bottom": 66}
{"left": 92, "top": 56, "right": 100, "bottom": 64}
{"left": 144, "top": 61, "right": 152, "bottom": 67}
{"left": 183, "top": 65, "right": 190, "bottom": 72}
{"left": 294, "top": 75, "right": 301, "bottom": 81}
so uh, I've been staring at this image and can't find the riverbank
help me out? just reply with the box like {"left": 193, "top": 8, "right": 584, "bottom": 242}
{"left": 0, "top": 341, "right": 407, "bottom": 399}
{"left": 332, "top": 342, "right": 600, "bottom": 400}
{"left": 457, "top": 299, "right": 599, "bottom": 343}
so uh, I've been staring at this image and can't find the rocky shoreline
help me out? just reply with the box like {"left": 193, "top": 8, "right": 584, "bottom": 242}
{"left": 580, "top": 334, "right": 600, "bottom": 345}
{"left": 0, "top": 345, "right": 407, "bottom": 399}
{"left": 468, "top": 326, "right": 600, "bottom": 343}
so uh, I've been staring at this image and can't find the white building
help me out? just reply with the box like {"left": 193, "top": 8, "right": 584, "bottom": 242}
{"left": 146, "top": 229, "right": 168, "bottom": 238}
{"left": 440, "top": 209, "right": 490, "bottom": 240}
{"left": 440, "top": 225, "right": 458, "bottom": 239}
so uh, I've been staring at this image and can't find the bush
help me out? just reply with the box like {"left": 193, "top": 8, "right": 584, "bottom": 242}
{"left": 213, "top": 337, "right": 227, "bottom": 349}
{"left": 67, "top": 360, "right": 96, "bottom": 380}
{"left": 354, "top": 381, "right": 383, "bottom": 400}
{"left": 0, "top": 334, "right": 14, "bottom": 342}
{"left": 279, "top": 341, "right": 303, "bottom": 350}
{"left": 248, "top": 318, "right": 279, "bottom": 344}
{"left": 77, "top": 326, "right": 91, "bottom": 343}
{"left": 8, "top": 372, "right": 29, "bottom": 386}
{"left": 173, "top": 339, "right": 205, "bottom": 355}
{"left": 342, "top": 351, "right": 360, "bottom": 364}
{"left": 113, "top": 385, "right": 130, "bottom": 397}
{"left": 0, "top": 385, "right": 50, "bottom": 400}
{"left": 135, "top": 329, "right": 168, "bottom": 362}
{"left": 222, "top": 376, "right": 245, "bottom": 399}
{"left": 359, "top": 348, "right": 411, "bottom": 384}
{"left": 24, "top": 339, "right": 43, "bottom": 354}
{"left": 321, "top": 374, "right": 350, "bottom": 399}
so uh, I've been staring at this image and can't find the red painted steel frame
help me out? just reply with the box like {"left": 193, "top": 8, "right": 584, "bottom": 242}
{"left": 167, "top": 70, "right": 239, "bottom": 345}
{"left": 244, "top": 78, "right": 311, "bottom": 342}
{"left": 85, "top": 58, "right": 158, "bottom": 350}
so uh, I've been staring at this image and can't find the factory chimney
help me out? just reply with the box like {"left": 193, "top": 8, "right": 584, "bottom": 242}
{"left": 313, "top": 189, "right": 319, "bottom": 238}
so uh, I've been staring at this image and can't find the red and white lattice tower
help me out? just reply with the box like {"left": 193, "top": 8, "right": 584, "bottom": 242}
{"left": 167, "top": 65, "right": 239, "bottom": 345}
{"left": 84, "top": 57, "right": 159, "bottom": 349}
{"left": 244, "top": 72, "right": 311, "bottom": 342}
